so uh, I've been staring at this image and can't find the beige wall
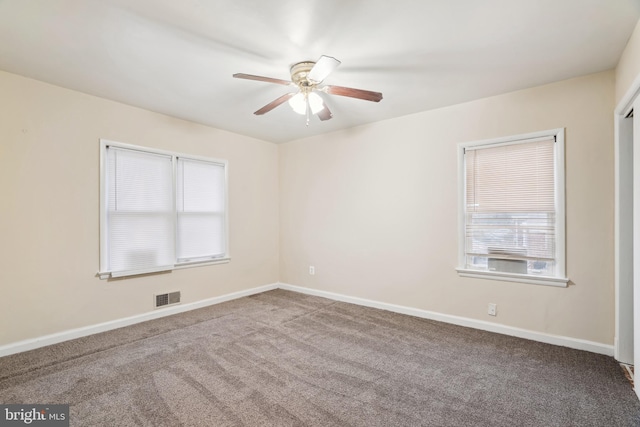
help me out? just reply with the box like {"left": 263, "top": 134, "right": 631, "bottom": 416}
{"left": 616, "top": 18, "right": 640, "bottom": 104}
{"left": 280, "top": 71, "right": 615, "bottom": 345}
{"left": 0, "top": 63, "right": 623, "bottom": 348}
{"left": 0, "top": 70, "right": 279, "bottom": 346}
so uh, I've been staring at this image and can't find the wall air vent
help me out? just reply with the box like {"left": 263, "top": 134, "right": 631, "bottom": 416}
{"left": 155, "top": 291, "right": 181, "bottom": 309}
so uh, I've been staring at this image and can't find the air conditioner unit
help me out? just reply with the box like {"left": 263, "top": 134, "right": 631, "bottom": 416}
{"left": 488, "top": 258, "right": 527, "bottom": 274}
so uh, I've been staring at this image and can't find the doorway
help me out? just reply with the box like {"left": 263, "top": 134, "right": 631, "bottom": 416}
{"left": 615, "top": 84, "right": 639, "bottom": 400}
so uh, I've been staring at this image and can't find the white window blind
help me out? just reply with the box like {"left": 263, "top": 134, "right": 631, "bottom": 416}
{"left": 464, "top": 137, "right": 558, "bottom": 276}
{"left": 100, "top": 141, "right": 229, "bottom": 279}
{"left": 176, "top": 158, "right": 226, "bottom": 262}
{"left": 106, "top": 146, "right": 175, "bottom": 276}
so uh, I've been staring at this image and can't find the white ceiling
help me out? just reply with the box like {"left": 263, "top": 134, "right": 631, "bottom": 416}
{"left": 0, "top": 0, "right": 639, "bottom": 143}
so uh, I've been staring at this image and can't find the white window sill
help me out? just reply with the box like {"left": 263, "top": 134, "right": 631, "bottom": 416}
{"left": 98, "top": 257, "right": 231, "bottom": 280}
{"left": 456, "top": 268, "right": 569, "bottom": 287}
{"left": 174, "top": 257, "right": 230, "bottom": 270}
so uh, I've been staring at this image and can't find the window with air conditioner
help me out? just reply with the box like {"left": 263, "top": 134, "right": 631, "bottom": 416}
{"left": 98, "top": 140, "right": 229, "bottom": 279}
{"left": 456, "top": 129, "right": 568, "bottom": 287}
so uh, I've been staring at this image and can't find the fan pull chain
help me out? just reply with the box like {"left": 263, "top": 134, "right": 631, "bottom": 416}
{"left": 305, "top": 94, "right": 311, "bottom": 126}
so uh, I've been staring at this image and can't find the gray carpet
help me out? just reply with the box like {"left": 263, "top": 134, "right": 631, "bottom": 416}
{"left": 0, "top": 289, "right": 638, "bottom": 426}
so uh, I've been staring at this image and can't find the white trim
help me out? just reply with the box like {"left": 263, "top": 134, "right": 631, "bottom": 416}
{"left": 174, "top": 257, "right": 231, "bottom": 270}
{"left": 456, "top": 268, "right": 568, "bottom": 287}
{"left": 457, "top": 143, "right": 466, "bottom": 269}
{"left": 98, "top": 139, "right": 230, "bottom": 279}
{"left": 111, "top": 265, "right": 174, "bottom": 278}
{"left": 99, "top": 140, "right": 108, "bottom": 276}
{"left": 0, "top": 283, "right": 278, "bottom": 358}
{"left": 615, "top": 71, "right": 640, "bottom": 117}
{"left": 99, "top": 139, "right": 227, "bottom": 166}
{"left": 457, "top": 128, "right": 564, "bottom": 150}
{"left": 97, "top": 258, "right": 232, "bottom": 280}
{"left": 0, "top": 282, "right": 613, "bottom": 358}
{"left": 614, "top": 106, "right": 635, "bottom": 364}
{"left": 456, "top": 128, "right": 567, "bottom": 284}
{"left": 278, "top": 283, "right": 613, "bottom": 356}
{"left": 614, "top": 73, "right": 640, "bottom": 367}
{"left": 463, "top": 135, "right": 556, "bottom": 151}
{"left": 555, "top": 129, "right": 566, "bottom": 277}
{"left": 634, "top": 97, "right": 640, "bottom": 402}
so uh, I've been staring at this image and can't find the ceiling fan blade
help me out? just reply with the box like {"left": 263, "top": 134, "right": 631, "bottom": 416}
{"left": 308, "top": 55, "right": 341, "bottom": 83}
{"left": 233, "top": 73, "right": 293, "bottom": 86}
{"left": 254, "top": 92, "right": 296, "bottom": 115}
{"left": 324, "top": 85, "right": 383, "bottom": 102}
{"left": 317, "top": 103, "right": 333, "bottom": 121}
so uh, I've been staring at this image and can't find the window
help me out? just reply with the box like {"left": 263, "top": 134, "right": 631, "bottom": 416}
{"left": 99, "top": 140, "right": 228, "bottom": 279}
{"left": 456, "top": 129, "right": 568, "bottom": 287}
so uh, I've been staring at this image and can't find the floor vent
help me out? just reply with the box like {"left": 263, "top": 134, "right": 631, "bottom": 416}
{"left": 155, "top": 291, "right": 181, "bottom": 308}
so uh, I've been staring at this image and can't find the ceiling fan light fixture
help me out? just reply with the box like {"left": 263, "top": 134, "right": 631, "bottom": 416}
{"left": 233, "top": 54, "right": 382, "bottom": 121}
{"left": 308, "top": 92, "right": 324, "bottom": 114}
{"left": 289, "top": 92, "right": 323, "bottom": 115}
{"left": 288, "top": 93, "right": 306, "bottom": 114}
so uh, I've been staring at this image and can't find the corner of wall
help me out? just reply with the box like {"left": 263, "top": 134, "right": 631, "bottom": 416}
{"left": 616, "top": 18, "right": 640, "bottom": 105}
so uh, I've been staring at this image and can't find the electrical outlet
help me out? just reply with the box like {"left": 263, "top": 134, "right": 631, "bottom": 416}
{"left": 488, "top": 303, "right": 497, "bottom": 316}
{"left": 309, "top": 266, "right": 315, "bottom": 275}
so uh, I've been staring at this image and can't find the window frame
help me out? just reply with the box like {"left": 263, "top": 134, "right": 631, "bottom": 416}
{"left": 456, "top": 128, "right": 568, "bottom": 287}
{"left": 98, "top": 139, "right": 230, "bottom": 279}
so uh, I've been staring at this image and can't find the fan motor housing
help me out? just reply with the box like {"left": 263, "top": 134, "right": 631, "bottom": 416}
{"left": 290, "top": 61, "right": 316, "bottom": 87}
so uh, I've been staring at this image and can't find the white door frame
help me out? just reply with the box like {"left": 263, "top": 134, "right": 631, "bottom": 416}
{"left": 615, "top": 73, "right": 640, "bottom": 398}
{"left": 615, "top": 98, "right": 634, "bottom": 364}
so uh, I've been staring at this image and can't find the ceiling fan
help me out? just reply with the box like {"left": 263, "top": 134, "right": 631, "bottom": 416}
{"left": 233, "top": 55, "right": 383, "bottom": 125}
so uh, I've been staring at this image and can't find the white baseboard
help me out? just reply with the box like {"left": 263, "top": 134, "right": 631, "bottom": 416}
{"left": 0, "top": 283, "right": 278, "bottom": 358}
{"left": 0, "top": 281, "right": 614, "bottom": 358}
{"left": 278, "top": 283, "right": 614, "bottom": 357}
